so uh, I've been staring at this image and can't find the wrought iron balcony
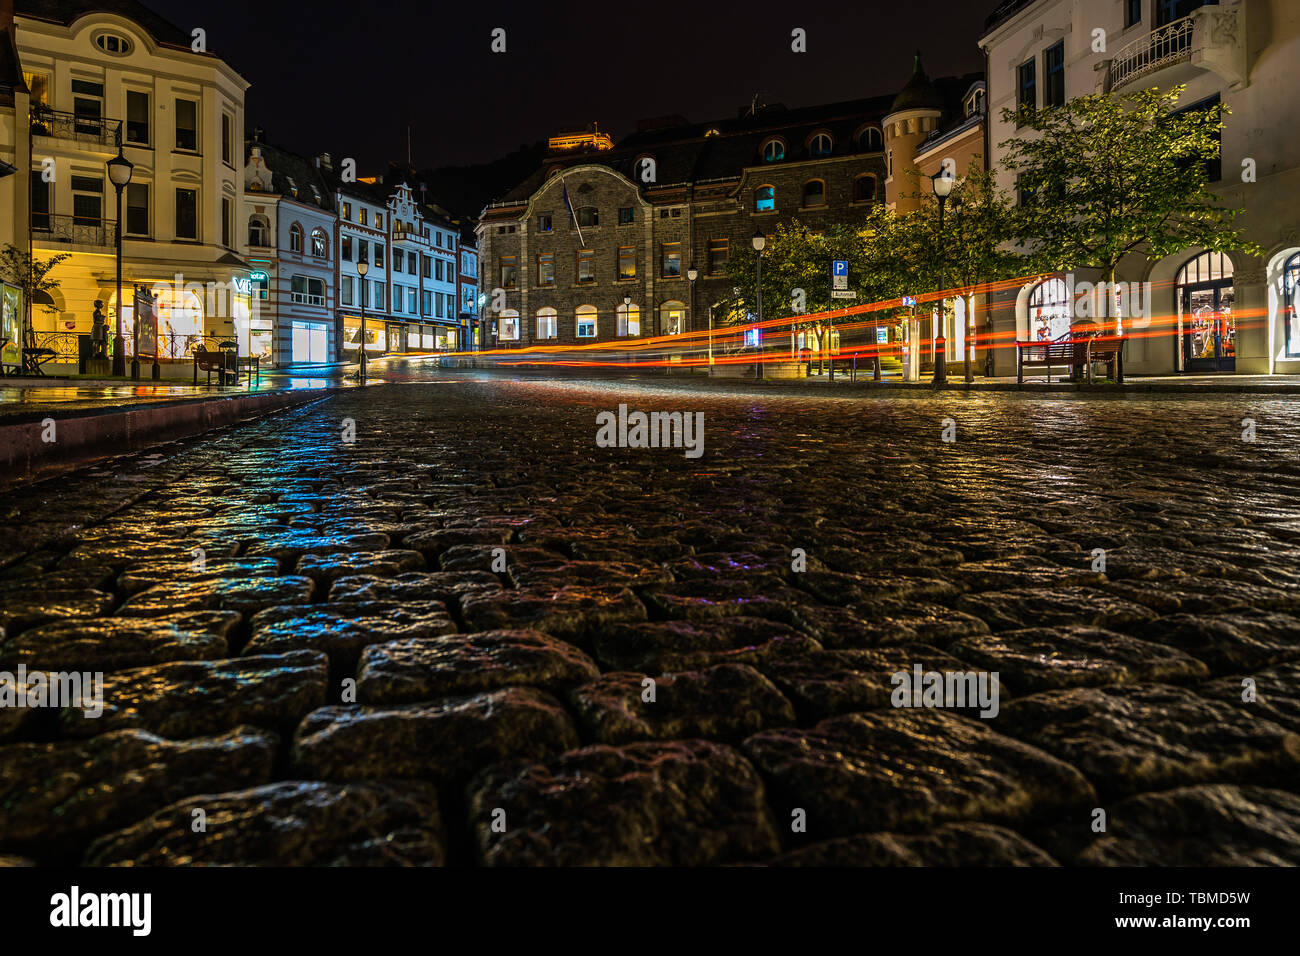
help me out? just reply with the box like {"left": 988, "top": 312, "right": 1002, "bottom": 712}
{"left": 1108, "top": 15, "right": 1195, "bottom": 90}
{"left": 29, "top": 107, "right": 122, "bottom": 148}
{"left": 32, "top": 213, "right": 118, "bottom": 248}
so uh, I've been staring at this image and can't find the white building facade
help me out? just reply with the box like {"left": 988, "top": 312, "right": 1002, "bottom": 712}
{"left": 12, "top": 0, "right": 251, "bottom": 364}
{"left": 981, "top": 0, "right": 1300, "bottom": 375}
{"left": 243, "top": 141, "right": 336, "bottom": 366}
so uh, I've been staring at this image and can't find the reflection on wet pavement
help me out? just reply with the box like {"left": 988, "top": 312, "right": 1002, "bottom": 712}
{"left": 2, "top": 377, "right": 1299, "bottom": 866}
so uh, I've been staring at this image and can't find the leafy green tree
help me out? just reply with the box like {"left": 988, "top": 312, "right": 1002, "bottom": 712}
{"left": 0, "top": 245, "right": 69, "bottom": 336}
{"left": 999, "top": 85, "right": 1260, "bottom": 316}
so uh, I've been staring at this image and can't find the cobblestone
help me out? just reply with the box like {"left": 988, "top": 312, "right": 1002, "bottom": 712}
{"left": 3, "top": 378, "right": 1300, "bottom": 865}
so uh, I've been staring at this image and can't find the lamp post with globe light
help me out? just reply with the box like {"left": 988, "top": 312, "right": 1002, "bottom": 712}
{"left": 106, "top": 144, "right": 133, "bottom": 378}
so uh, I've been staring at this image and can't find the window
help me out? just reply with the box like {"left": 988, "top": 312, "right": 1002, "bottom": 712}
{"left": 761, "top": 139, "right": 785, "bottom": 162}
{"left": 342, "top": 276, "right": 354, "bottom": 306}
{"left": 374, "top": 244, "right": 385, "bottom": 268}
{"left": 23, "top": 72, "right": 49, "bottom": 107}
{"left": 175, "top": 188, "right": 198, "bottom": 239}
{"left": 289, "top": 223, "right": 303, "bottom": 253}
{"left": 341, "top": 202, "right": 352, "bottom": 221}
{"left": 312, "top": 228, "right": 328, "bottom": 258}
{"left": 858, "top": 127, "right": 883, "bottom": 151}
{"left": 808, "top": 133, "right": 832, "bottom": 157}
{"left": 372, "top": 282, "right": 385, "bottom": 310}
{"left": 538, "top": 213, "right": 552, "bottom": 232}
{"left": 376, "top": 213, "right": 383, "bottom": 229}
{"left": 1157, "top": 0, "right": 1212, "bottom": 28}
{"left": 409, "top": 251, "right": 417, "bottom": 273}
{"left": 618, "top": 246, "right": 636, "bottom": 280}
{"left": 576, "top": 305, "right": 597, "bottom": 338}
{"left": 356, "top": 239, "right": 368, "bottom": 263}
{"left": 660, "top": 301, "right": 685, "bottom": 336}
{"left": 1017, "top": 59, "right": 1036, "bottom": 124}
{"left": 707, "top": 239, "right": 729, "bottom": 275}
{"left": 291, "top": 276, "right": 326, "bottom": 305}
{"left": 252, "top": 274, "right": 268, "bottom": 300}
{"left": 71, "top": 175, "right": 103, "bottom": 225}
{"left": 125, "top": 91, "right": 149, "bottom": 145}
{"left": 175, "top": 98, "right": 198, "bottom": 151}
{"left": 887, "top": 149, "right": 894, "bottom": 178}
{"left": 222, "top": 197, "right": 231, "bottom": 247}
{"left": 618, "top": 207, "right": 634, "bottom": 225}
{"left": 498, "top": 309, "right": 520, "bottom": 341}
{"left": 72, "top": 80, "right": 103, "bottom": 137}
{"left": 360, "top": 209, "right": 368, "bottom": 226}
{"left": 578, "top": 206, "right": 599, "bottom": 228}
{"left": 341, "top": 236, "right": 352, "bottom": 260}
{"left": 1126, "top": 0, "right": 1142, "bottom": 28}
{"left": 435, "top": 259, "right": 443, "bottom": 281}
{"left": 422, "top": 256, "right": 431, "bottom": 278}
{"left": 1174, "top": 94, "right": 1223, "bottom": 182}
{"left": 126, "top": 183, "right": 149, "bottom": 236}
{"left": 250, "top": 215, "right": 271, "bottom": 247}
{"left": 536, "top": 307, "right": 557, "bottom": 339}
{"left": 446, "top": 260, "right": 455, "bottom": 282}
{"left": 617, "top": 302, "right": 640, "bottom": 337}
{"left": 409, "top": 288, "right": 417, "bottom": 314}
{"left": 802, "top": 180, "right": 826, "bottom": 206}
{"left": 95, "top": 32, "right": 132, "bottom": 55}
{"left": 222, "top": 113, "right": 233, "bottom": 165}
{"left": 1027, "top": 278, "right": 1072, "bottom": 341}
{"left": 538, "top": 253, "right": 555, "bottom": 285}
{"left": 422, "top": 291, "right": 432, "bottom": 315}
{"left": 754, "top": 185, "right": 775, "bottom": 212}
{"left": 577, "top": 249, "right": 596, "bottom": 283}
{"left": 393, "top": 251, "right": 404, "bottom": 273}
{"left": 31, "top": 174, "right": 50, "bottom": 231}
{"left": 1044, "top": 41, "right": 1065, "bottom": 108}
{"left": 500, "top": 255, "right": 517, "bottom": 288}
{"left": 1284, "top": 254, "right": 1300, "bottom": 358}
{"left": 661, "top": 242, "right": 681, "bottom": 277}
{"left": 854, "top": 174, "right": 878, "bottom": 203}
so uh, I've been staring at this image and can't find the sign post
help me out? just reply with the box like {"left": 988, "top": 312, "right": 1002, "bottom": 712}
{"left": 134, "top": 284, "right": 160, "bottom": 380}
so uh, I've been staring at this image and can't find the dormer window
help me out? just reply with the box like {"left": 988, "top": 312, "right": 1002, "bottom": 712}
{"left": 761, "top": 138, "right": 786, "bottom": 162}
{"left": 807, "top": 133, "right": 833, "bottom": 158}
{"left": 94, "top": 32, "right": 133, "bottom": 56}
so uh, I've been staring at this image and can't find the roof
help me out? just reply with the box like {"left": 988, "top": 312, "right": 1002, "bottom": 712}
{"left": 15, "top": 0, "right": 192, "bottom": 48}
{"left": 245, "top": 139, "right": 335, "bottom": 211}
{"left": 492, "top": 92, "right": 898, "bottom": 206}
{"left": 890, "top": 52, "right": 944, "bottom": 114}
{"left": 983, "top": 0, "right": 1040, "bottom": 36}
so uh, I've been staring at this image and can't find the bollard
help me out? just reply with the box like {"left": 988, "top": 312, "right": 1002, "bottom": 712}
{"left": 873, "top": 355, "right": 882, "bottom": 381}
{"left": 933, "top": 336, "right": 948, "bottom": 387}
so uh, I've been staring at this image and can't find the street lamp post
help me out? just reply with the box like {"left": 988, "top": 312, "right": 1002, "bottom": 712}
{"left": 930, "top": 170, "right": 954, "bottom": 387}
{"left": 356, "top": 259, "right": 369, "bottom": 382}
{"left": 686, "top": 265, "right": 697, "bottom": 371}
{"left": 752, "top": 230, "right": 765, "bottom": 380}
{"left": 106, "top": 144, "right": 134, "bottom": 378}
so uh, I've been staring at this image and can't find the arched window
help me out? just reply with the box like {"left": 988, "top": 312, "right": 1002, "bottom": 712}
{"left": 1027, "top": 277, "right": 1071, "bottom": 342}
{"left": 854, "top": 174, "right": 877, "bottom": 203}
{"left": 802, "top": 179, "right": 825, "bottom": 207}
{"left": 289, "top": 223, "right": 303, "bottom": 253}
{"left": 1176, "top": 251, "right": 1236, "bottom": 370}
{"left": 754, "top": 185, "right": 775, "bottom": 212}
{"left": 808, "top": 133, "right": 833, "bottom": 157}
{"left": 858, "top": 127, "right": 883, "bottom": 151}
{"left": 617, "top": 302, "right": 641, "bottom": 337}
{"left": 311, "top": 228, "right": 328, "bottom": 258}
{"left": 1285, "top": 253, "right": 1300, "bottom": 358}
{"left": 497, "top": 309, "right": 520, "bottom": 341}
{"left": 536, "top": 307, "right": 557, "bottom": 340}
{"left": 660, "top": 300, "right": 686, "bottom": 336}
{"left": 761, "top": 138, "right": 785, "bottom": 162}
{"left": 576, "top": 305, "right": 598, "bottom": 338}
{"left": 248, "top": 214, "right": 270, "bottom": 247}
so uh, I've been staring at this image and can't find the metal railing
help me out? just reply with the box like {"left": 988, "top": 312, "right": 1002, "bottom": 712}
{"left": 1108, "top": 15, "right": 1195, "bottom": 90}
{"left": 29, "top": 107, "right": 122, "bottom": 148}
{"left": 32, "top": 214, "right": 117, "bottom": 248}
{"left": 29, "top": 330, "right": 80, "bottom": 360}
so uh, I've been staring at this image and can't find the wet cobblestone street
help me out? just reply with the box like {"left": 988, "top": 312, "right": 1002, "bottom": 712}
{"left": 3, "top": 375, "right": 1300, "bottom": 866}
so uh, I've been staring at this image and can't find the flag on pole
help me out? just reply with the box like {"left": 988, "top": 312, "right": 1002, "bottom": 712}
{"left": 562, "top": 177, "right": 584, "bottom": 247}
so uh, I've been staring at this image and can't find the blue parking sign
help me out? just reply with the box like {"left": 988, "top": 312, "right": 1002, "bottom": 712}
{"left": 832, "top": 259, "right": 848, "bottom": 291}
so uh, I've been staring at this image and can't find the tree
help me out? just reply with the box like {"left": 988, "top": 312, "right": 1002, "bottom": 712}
{"left": 0, "top": 245, "right": 69, "bottom": 339}
{"left": 1000, "top": 85, "right": 1260, "bottom": 320}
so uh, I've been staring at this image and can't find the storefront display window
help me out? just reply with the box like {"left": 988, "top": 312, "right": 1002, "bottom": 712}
{"left": 1177, "top": 251, "right": 1234, "bottom": 372}
{"left": 1284, "top": 253, "right": 1300, "bottom": 359}
{"left": 343, "top": 315, "right": 386, "bottom": 352}
{"left": 1027, "top": 278, "right": 1071, "bottom": 342}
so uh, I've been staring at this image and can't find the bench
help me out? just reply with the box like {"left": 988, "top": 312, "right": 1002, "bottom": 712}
{"left": 1016, "top": 332, "right": 1078, "bottom": 383}
{"left": 1080, "top": 332, "right": 1124, "bottom": 384}
{"left": 237, "top": 355, "right": 261, "bottom": 386}
{"left": 193, "top": 345, "right": 236, "bottom": 386}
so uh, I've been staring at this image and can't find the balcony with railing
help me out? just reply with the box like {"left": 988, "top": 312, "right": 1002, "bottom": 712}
{"left": 32, "top": 214, "right": 117, "bottom": 248}
{"left": 29, "top": 107, "right": 122, "bottom": 149}
{"left": 1108, "top": 15, "right": 1195, "bottom": 90}
{"left": 1107, "top": 3, "right": 1248, "bottom": 93}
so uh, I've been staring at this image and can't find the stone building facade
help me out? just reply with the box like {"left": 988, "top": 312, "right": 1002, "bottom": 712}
{"left": 477, "top": 94, "right": 922, "bottom": 349}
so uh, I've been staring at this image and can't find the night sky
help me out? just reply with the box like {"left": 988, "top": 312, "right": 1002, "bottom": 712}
{"left": 145, "top": 0, "right": 990, "bottom": 173}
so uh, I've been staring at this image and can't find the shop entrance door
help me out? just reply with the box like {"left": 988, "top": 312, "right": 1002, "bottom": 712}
{"left": 1182, "top": 281, "right": 1235, "bottom": 372}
